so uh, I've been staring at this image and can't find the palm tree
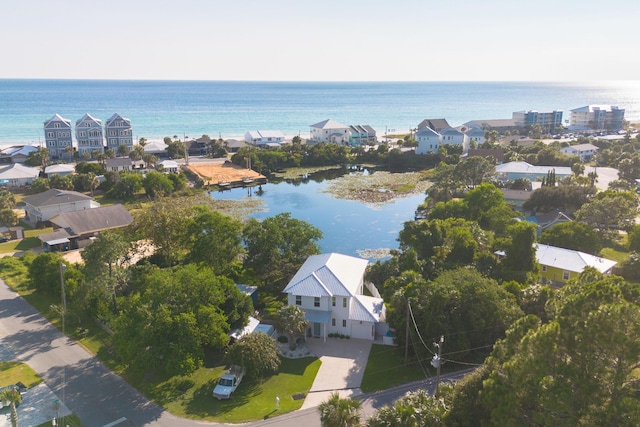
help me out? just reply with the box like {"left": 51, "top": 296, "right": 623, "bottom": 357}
{"left": 318, "top": 392, "right": 361, "bottom": 427}
{"left": 275, "top": 305, "right": 308, "bottom": 350}
{"left": 0, "top": 386, "right": 21, "bottom": 427}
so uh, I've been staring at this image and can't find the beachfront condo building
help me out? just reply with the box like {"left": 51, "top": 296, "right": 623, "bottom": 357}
{"left": 569, "top": 105, "right": 625, "bottom": 131}
{"left": 104, "top": 113, "right": 134, "bottom": 153}
{"left": 44, "top": 114, "right": 74, "bottom": 161}
{"left": 512, "top": 110, "right": 563, "bottom": 132}
{"left": 75, "top": 113, "right": 104, "bottom": 159}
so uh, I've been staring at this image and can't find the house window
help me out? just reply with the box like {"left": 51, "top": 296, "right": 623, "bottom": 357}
{"left": 332, "top": 318, "right": 335, "bottom": 326}
{"left": 332, "top": 296, "right": 336, "bottom": 306}
{"left": 563, "top": 271, "right": 570, "bottom": 281}
{"left": 295, "top": 295, "right": 302, "bottom": 306}
{"left": 314, "top": 297, "right": 320, "bottom": 307}
{"left": 342, "top": 319, "right": 346, "bottom": 328}
{"left": 541, "top": 265, "right": 547, "bottom": 272}
{"left": 343, "top": 297, "right": 347, "bottom": 308}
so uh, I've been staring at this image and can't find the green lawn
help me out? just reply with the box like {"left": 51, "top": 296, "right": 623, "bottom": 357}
{"left": 0, "top": 361, "right": 42, "bottom": 388}
{"left": 360, "top": 344, "right": 427, "bottom": 392}
{"left": 143, "top": 357, "right": 321, "bottom": 423}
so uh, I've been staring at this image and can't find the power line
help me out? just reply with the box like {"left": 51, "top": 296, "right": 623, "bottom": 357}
{"left": 408, "top": 301, "right": 436, "bottom": 356}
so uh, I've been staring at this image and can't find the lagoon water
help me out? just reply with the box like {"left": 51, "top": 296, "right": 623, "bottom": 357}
{"left": 2, "top": 80, "right": 640, "bottom": 146}
{"left": 211, "top": 170, "right": 425, "bottom": 260}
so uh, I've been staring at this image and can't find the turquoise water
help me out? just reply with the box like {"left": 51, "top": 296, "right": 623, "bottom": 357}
{"left": 210, "top": 171, "right": 425, "bottom": 260}
{"left": 1, "top": 80, "right": 639, "bottom": 145}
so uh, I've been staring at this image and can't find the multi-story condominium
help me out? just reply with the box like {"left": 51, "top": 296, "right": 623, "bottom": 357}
{"left": 512, "top": 110, "right": 563, "bottom": 132}
{"left": 44, "top": 114, "right": 74, "bottom": 161}
{"left": 104, "top": 113, "right": 133, "bottom": 153}
{"left": 348, "top": 125, "right": 377, "bottom": 146}
{"left": 310, "top": 119, "right": 350, "bottom": 144}
{"left": 569, "top": 105, "right": 625, "bottom": 131}
{"left": 75, "top": 113, "right": 104, "bottom": 158}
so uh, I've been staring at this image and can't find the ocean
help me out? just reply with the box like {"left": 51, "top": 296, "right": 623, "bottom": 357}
{"left": 1, "top": 79, "right": 640, "bottom": 146}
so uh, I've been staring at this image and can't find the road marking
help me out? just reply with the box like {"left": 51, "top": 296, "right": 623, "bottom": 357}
{"left": 101, "top": 417, "right": 127, "bottom": 427}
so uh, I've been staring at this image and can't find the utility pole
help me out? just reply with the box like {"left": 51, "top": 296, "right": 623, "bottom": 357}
{"left": 404, "top": 300, "right": 410, "bottom": 364}
{"left": 431, "top": 335, "right": 444, "bottom": 398}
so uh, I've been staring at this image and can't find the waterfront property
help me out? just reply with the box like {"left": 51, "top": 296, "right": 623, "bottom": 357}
{"left": 0, "top": 145, "right": 39, "bottom": 164}
{"left": 569, "top": 105, "right": 625, "bottom": 131}
{"left": 75, "top": 113, "right": 104, "bottom": 158}
{"left": 310, "top": 119, "right": 350, "bottom": 144}
{"left": 440, "top": 127, "right": 466, "bottom": 150}
{"left": 464, "top": 126, "right": 486, "bottom": 145}
{"left": 104, "top": 113, "right": 134, "bottom": 153}
{"left": 536, "top": 243, "right": 617, "bottom": 286}
{"left": 44, "top": 114, "right": 74, "bottom": 161}
{"left": 283, "top": 253, "right": 386, "bottom": 342}
{"left": 512, "top": 109, "right": 563, "bottom": 132}
{"left": 417, "top": 118, "right": 450, "bottom": 132}
{"left": 463, "top": 118, "right": 519, "bottom": 134}
{"left": 415, "top": 126, "right": 440, "bottom": 154}
{"left": 22, "top": 188, "right": 99, "bottom": 225}
{"left": 348, "top": 125, "right": 377, "bottom": 146}
{"left": 244, "top": 130, "right": 285, "bottom": 145}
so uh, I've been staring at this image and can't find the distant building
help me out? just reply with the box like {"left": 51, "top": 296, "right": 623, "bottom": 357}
{"left": 440, "top": 127, "right": 466, "bottom": 150}
{"left": 559, "top": 143, "right": 599, "bottom": 161}
{"left": 0, "top": 145, "right": 39, "bottom": 164}
{"left": 45, "top": 164, "right": 75, "bottom": 178}
{"left": 417, "top": 118, "right": 450, "bottom": 132}
{"left": 104, "top": 113, "right": 133, "bottom": 153}
{"left": 495, "top": 161, "right": 572, "bottom": 182}
{"left": 512, "top": 110, "right": 563, "bottom": 132}
{"left": 569, "top": 105, "right": 625, "bottom": 131}
{"left": 105, "top": 157, "right": 134, "bottom": 172}
{"left": 464, "top": 118, "right": 519, "bottom": 134}
{"left": 22, "top": 188, "right": 99, "bottom": 224}
{"left": 348, "top": 125, "right": 377, "bottom": 146}
{"left": 415, "top": 127, "right": 440, "bottom": 154}
{"left": 244, "top": 130, "right": 285, "bottom": 146}
{"left": 0, "top": 163, "right": 40, "bottom": 187}
{"left": 44, "top": 114, "right": 74, "bottom": 161}
{"left": 310, "top": 119, "right": 350, "bottom": 144}
{"left": 536, "top": 243, "right": 616, "bottom": 286}
{"left": 75, "top": 113, "right": 104, "bottom": 158}
{"left": 463, "top": 126, "right": 486, "bottom": 146}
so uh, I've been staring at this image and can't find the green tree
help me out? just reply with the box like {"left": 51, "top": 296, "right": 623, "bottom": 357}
{"left": 75, "top": 161, "right": 104, "bottom": 175}
{"left": 30, "top": 177, "right": 50, "bottom": 194}
{"left": 575, "top": 191, "right": 638, "bottom": 238}
{"left": 0, "top": 190, "right": 16, "bottom": 210}
{"left": 243, "top": 213, "right": 322, "bottom": 294}
{"left": 225, "top": 332, "right": 281, "bottom": 378}
{"left": 0, "top": 385, "right": 21, "bottom": 427}
{"left": 49, "top": 174, "right": 74, "bottom": 190}
{"left": 366, "top": 388, "right": 451, "bottom": 427}
{"left": 539, "top": 221, "right": 601, "bottom": 253}
{"left": 318, "top": 392, "right": 362, "bottom": 427}
{"left": 499, "top": 221, "right": 538, "bottom": 282}
{"left": 627, "top": 224, "right": 640, "bottom": 252}
{"left": 142, "top": 171, "right": 174, "bottom": 198}
{"left": 185, "top": 208, "right": 244, "bottom": 276}
{"left": 24, "top": 147, "right": 49, "bottom": 175}
{"left": 0, "top": 208, "right": 18, "bottom": 227}
{"left": 117, "top": 144, "right": 130, "bottom": 158}
{"left": 106, "top": 172, "right": 142, "bottom": 199}
{"left": 166, "top": 140, "right": 186, "bottom": 159}
{"left": 28, "top": 252, "right": 65, "bottom": 296}
{"left": 275, "top": 305, "right": 309, "bottom": 350}
{"left": 81, "top": 230, "right": 132, "bottom": 314}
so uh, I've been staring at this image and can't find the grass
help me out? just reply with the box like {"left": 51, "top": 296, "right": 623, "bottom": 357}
{"left": 360, "top": 344, "right": 427, "bottom": 392}
{"left": 0, "top": 361, "right": 42, "bottom": 388}
{"left": 143, "top": 356, "right": 321, "bottom": 423}
{"left": 36, "top": 414, "right": 83, "bottom": 427}
{"left": 600, "top": 247, "right": 630, "bottom": 264}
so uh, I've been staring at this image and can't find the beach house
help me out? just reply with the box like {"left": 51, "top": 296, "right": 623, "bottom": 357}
{"left": 309, "top": 119, "right": 350, "bottom": 144}
{"left": 348, "top": 125, "right": 377, "bottom": 146}
{"left": 440, "top": 127, "right": 466, "bottom": 151}
{"left": 22, "top": 188, "right": 100, "bottom": 224}
{"left": 559, "top": 143, "right": 599, "bottom": 161}
{"left": 415, "top": 127, "right": 441, "bottom": 154}
{"left": 283, "top": 253, "right": 386, "bottom": 342}
{"left": 536, "top": 243, "right": 617, "bottom": 286}
{"left": 44, "top": 114, "right": 74, "bottom": 161}
{"left": 495, "top": 162, "right": 572, "bottom": 182}
{"left": 75, "top": 113, "right": 104, "bottom": 158}
{"left": 244, "top": 130, "right": 285, "bottom": 146}
{"left": 104, "top": 113, "right": 134, "bottom": 153}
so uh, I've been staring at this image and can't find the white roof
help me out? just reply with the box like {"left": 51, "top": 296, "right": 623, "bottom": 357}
{"left": 158, "top": 160, "right": 178, "bottom": 168}
{"left": 45, "top": 164, "right": 75, "bottom": 173}
{"left": 144, "top": 141, "right": 167, "bottom": 153}
{"left": 495, "top": 162, "right": 572, "bottom": 176}
{"left": 1, "top": 145, "right": 39, "bottom": 157}
{"left": 310, "top": 119, "right": 348, "bottom": 129}
{"left": 248, "top": 130, "right": 284, "bottom": 139}
{"left": 561, "top": 143, "right": 598, "bottom": 152}
{"left": 351, "top": 294, "right": 385, "bottom": 322}
{"left": 230, "top": 316, "right": 260, "bottom": 339}
{"left": 571, "top": 105, "right": 620, "bottom": 113}
{"left": 536, "top": 244, "right": 617, "bottom": 274}
{"left": 283, "top": 253, "right": 368, "bottom": 297}
{"left": 0, "top": 163, "right": 40, "bottom": 180}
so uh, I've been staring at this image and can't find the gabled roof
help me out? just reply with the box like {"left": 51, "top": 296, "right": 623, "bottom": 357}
{"left": 0, "top": 145, "right": 39, "bottom": 157}
{"left": 48, "top": 204, "right": 133, "bottom": 235}
{"left": 561, "top": 143, "right": 599, "bottom": 152}
{"left": 351, "top": 295, "right": 385, "bottom": 322}
{"left": 75, "top": 113, "right": 102, "bottom": 127}
{"left": 417, "top": 118, "right": 449, "bottom": 132}
{"left": 310, "top": 119, "right": 348, "bottom": 129}
{"left": 0, "top": 163, "right": 40, "bottom": 180}
{"left": 416, "top": 127, "right": 439, "bottom": 137}
{"left": 143, "top": 141, "right": 167, "bottom": 153}
{"left": 283, "top": 253, "right": 369, "bottom": 297}
{"left": 105, "top": 113, "right": 131, "bottom": 127}
{"left": 44, "top": 114, "right": 71, "bottom": 128}
{"left": 440, "top": 127, "right": 464, "bottom": 136}
{"left": 158, "top": 160, "right": 179, "bottom": 168}
{"left": 495, "top": 162, "right": 572, "bottom": 176}
{"left": 23, "top": 188, "right": 94, "bottom": 208}
{"left": 536, "top": 243, "right": 617, "bottom": 274}
{"left": 45, "top": 164, "right": 75, "bottom": 174}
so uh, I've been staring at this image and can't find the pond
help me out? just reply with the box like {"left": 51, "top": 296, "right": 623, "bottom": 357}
{"left": 209, "top": 169, "right": 427, "bottom": 261}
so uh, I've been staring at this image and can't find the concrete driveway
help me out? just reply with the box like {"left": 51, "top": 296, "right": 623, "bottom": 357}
{"left": 301, "top": 337, "right": 372, "bottom": 409}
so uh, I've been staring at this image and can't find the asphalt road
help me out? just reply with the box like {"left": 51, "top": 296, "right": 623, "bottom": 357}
{"left": 0, "top": 278, "right": 472, "bottom": 426}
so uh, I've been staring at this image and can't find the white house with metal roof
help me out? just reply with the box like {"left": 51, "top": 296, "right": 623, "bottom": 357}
{"left": 559, "top": 143, "right": 599, "bottom": 161}
{"left": 310, "top": 119, "right": 350, "bottom": 144}
{"left": 495, "top": 162, "right": 572, "bottom": 182}
{"left": 244, "top": 130, "right": 285, "bottom": 145}
{"left": 283, "top": 253, "right": 385, "bottom": 342}
{"left": 415, "top": 126, "right": 441, "bottom": 154}
{"left": 0, "top": 163, "right": 40, "bottom": 187}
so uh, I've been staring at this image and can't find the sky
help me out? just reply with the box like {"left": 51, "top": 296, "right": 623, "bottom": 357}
{"left": 1, "top": 0, "right": 639, "bottom": 81}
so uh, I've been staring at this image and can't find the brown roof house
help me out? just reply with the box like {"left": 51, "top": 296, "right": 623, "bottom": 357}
{"left": 38, "top": 204, "right": 133, "bottom": 252}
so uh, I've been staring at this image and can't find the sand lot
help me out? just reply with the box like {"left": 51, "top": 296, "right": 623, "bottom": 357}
{"left": 185, "top": 161, "right": 265, "bottom": 185}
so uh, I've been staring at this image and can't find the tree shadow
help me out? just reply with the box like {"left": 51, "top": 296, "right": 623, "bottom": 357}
{"left": 183, "top": 377, "right": 261, "bottom": 417}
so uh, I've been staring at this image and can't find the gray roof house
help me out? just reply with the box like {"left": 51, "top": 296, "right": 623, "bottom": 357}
{"left": 75, "top": 113, "right": 104, "bottom": 158}
{"left": 0, "top": 163, "right": 40, "bottom": 187}
{"left": 0, "top": 145, "right": 39, "bottom": 164}
{"left": 38, "top": 204, "right": 133, "bottom": 251}
{"left": 22, "top": 188, "right": 99, "bottom": 224}
{"left": 283, "top": 253, "right": 385, "bottom": 342}
{"left": 417, "top": 118, "right": 450, "bottom": 132}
